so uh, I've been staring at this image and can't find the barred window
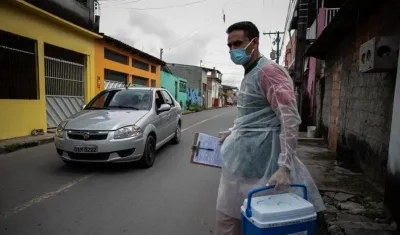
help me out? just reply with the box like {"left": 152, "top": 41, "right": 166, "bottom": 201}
{"left": 44, "top": 43, "right": 86, "bottom": 97}
{"left": 151, "top": 65, "right": 156, "bottom": 73}
{"left": 105, "top": 69, "right": 127, "bottom": 83}
{"left": 132, "top": 59, "right": 149, "bottom": 71}
{"left": 179, "top": 81, "right": 187, "bottom": 92}
{"left": 132, "top": 75, "right": 148, "bottom": 86}
{"left": 0, "top": 30, "right": 38, "bottom": 99}
{"left": 151, "top": 79, "right": 156, "bottom": 87}
{"left": 104, "top": 48, "right": 128, "bottom": 65}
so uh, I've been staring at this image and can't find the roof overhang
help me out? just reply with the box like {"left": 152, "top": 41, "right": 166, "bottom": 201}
{"left": 306, "top": 0, "right": 386, "bottom": 60}
{"left": 13, "top": 0, "right": 102, "bottom": 39}
{"left": 100, "top": 34, "right": 165, "bottom": 65}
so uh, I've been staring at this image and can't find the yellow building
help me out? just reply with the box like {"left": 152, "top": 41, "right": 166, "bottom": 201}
{"left": 94, "top": 34, "right": 165, "bottom": 94}
{"left": 0, "top": 0, "right": 101, "bottom": 140}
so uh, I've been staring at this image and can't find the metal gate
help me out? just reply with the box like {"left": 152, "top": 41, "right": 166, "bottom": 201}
{"left": 104, "top": 80, "right": 125, "bottom": 89}
{"left": 45, "top": 56, "right": 85, "bottom": 128}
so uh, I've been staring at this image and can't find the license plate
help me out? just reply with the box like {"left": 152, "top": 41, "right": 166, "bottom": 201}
{"left": 73, "top": 146, "right": 98, "bottom": 153}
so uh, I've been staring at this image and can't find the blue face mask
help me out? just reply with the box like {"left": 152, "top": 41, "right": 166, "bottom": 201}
{"left": 229, "top": 39, "right": 256, "bottom": 65}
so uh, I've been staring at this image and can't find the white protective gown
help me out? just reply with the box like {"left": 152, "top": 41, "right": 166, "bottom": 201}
{"left": 216, "top": 57, "right": 325, "bottom": 219}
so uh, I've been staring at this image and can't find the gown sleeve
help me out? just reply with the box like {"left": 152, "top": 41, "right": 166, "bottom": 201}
{"left": 259, "top": 63, "right": 302, "bottom": 171}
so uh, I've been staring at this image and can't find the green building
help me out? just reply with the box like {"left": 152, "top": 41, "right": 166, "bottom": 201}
{"left": 160, "top": 70, "right": 188, "bottom": 110}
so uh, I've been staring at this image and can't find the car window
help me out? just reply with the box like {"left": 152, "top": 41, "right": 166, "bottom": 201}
{"left": 155, "top": 90, "right": 166, "bottom": 109}
{"left": 89, "top": 92, "right": 109, "bottom": 109}
{"left": 161, "top": 90, "right": 174, "bottom": 106}
{"left": 85, "top": 89, "right": 153, "bottom": 110}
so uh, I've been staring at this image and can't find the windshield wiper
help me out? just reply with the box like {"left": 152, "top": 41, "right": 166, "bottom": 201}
{"left": 107, "top": 105, "right": 139, "bottom": 110}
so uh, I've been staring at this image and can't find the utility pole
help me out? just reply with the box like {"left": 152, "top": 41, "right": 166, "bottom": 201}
{"left": 263, "top": 31, "right": 284, "bottom": 64}
{"left": 160, "top": 48, "right": 163, "bottom": 60}
{"left": 293, "top": 0, "right": 310, "bottom": 130}
{"left": 200, "top": 60, "right": 203, "bottom": 67}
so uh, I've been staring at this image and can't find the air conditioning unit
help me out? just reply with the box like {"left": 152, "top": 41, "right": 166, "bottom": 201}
{"left": 359, "top": 36, "right": 400, "bottom": 73}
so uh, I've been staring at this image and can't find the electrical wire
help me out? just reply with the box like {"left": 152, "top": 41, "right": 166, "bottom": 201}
{"left": 165, "top": 0, "right": 238, "bottom": 51}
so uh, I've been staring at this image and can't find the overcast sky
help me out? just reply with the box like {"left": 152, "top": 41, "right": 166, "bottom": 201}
{"left": 99, "top": 0, "right": 290, "bottom": 88}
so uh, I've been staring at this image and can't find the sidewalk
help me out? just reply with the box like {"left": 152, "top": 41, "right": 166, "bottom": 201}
{"left": 0, "top": 134, "right": 54, "bottom": 155}
{"left": 298, "top": 138, "right": 397, "bottom": 234}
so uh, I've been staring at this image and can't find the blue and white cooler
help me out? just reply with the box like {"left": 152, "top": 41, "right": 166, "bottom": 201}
{"left": 241, "top": 184, "right": 317, "bottom": 235}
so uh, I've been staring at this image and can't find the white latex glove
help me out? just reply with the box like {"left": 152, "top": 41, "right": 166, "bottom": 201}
{"left": 267, "top": 166, "right": 291, "bottom": 192}
{"left": 218, "top": 131, "right": 231, "bottom": 144}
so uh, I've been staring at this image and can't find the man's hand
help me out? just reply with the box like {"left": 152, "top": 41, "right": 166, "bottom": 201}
{"left": 267, "top": 166, "right": 291, "bottom": 191}
{"left": 218, "top": 131, "right": 231, "bottom": 144}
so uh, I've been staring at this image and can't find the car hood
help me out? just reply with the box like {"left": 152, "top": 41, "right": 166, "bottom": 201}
{"left": 64, "top": 109, "right": 149, "bottom": 131}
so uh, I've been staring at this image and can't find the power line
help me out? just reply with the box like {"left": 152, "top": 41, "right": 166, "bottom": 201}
{"left": 165, "top": 0, "right": 238, "bottom": 51}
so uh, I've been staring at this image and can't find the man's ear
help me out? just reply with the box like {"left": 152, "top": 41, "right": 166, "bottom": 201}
{"left": 254, "top": 37, "right": 260, "bottom": 46}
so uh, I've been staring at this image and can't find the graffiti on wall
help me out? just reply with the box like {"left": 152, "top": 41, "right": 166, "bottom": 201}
{"left": 187, "top": 88, "right": 201, "bottom": 107}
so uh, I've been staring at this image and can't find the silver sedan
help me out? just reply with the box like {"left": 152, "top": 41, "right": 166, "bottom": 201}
{"left": 54, "top": 87, "right": 182, "bottom": 168}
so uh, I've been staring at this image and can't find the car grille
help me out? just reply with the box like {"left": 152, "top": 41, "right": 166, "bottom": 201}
{"left": 67, "top": 152, "right": 110, "bottom": 161}
{"left": 67, "top": 130, "right": 108, "bottom": 141}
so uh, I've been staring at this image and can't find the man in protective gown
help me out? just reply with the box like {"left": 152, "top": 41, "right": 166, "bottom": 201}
{"left": 214, "top": 21, "right": 326, "bottom": 235}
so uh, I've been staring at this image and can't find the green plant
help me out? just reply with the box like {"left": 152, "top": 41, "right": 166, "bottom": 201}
{"left": 188, "top": 104, "right": 203, "bottom": 112}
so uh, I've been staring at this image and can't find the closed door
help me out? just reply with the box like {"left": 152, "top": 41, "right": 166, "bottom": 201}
{"left": 175, "top": 81, "right": 178, "bottom": 100}
{"left": 154, "top": 91, "right": 170, "bottom": 142}
{"left": 161, "top": 90, "right": 178, "bottom": 136}
{"left": 329, "top": 64, "right": 342, "bottom": 151}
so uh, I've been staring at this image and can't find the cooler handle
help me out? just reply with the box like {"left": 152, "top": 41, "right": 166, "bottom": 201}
{"left": 245, "top": 184, "right": 308, "bottom": 218}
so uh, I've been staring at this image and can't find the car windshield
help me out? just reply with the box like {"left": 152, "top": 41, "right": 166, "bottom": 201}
{"left": 85, "top": 89, "right": 153, "bottom": 110}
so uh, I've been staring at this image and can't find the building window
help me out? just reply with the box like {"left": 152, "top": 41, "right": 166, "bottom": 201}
{"left": 151, "top": 80, "right": 156, "bottom": 87}
{"left": 179, "top": 81, "right": 187, "bottom": 92}
{"left": 104, "top": 69, "right": 127, "bottom": 83}
{"left": 132, "top": 59, "right": 149, "bottom": 71}
{"left": 0, "top": 30, "right": 38, "bottom": 100}
{"left": 151, "top": 65, "right": 156, "bottom": 73}
{"left": 104, "top": 48, "right": 128, "bottom": 65}
{"left": 132, "top": 75, "right": 148, "bottom": 86}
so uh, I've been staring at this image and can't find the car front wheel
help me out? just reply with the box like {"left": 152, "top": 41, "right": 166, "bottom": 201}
{"left": 139, "top": 135, "right": 156, "bottom": 168}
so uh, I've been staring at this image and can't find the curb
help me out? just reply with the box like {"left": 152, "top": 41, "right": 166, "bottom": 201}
{"left": 0, "top": 136, "right": 54, "bottom": 155}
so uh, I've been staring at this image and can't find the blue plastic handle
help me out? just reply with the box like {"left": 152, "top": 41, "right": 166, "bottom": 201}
{"left": 245, "top": 184, "right": 308, "bottom": 218}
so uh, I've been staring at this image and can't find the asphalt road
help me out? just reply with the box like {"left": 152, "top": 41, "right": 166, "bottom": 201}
{"left": 0, "top": 107, "right": 237, "bottom": 235}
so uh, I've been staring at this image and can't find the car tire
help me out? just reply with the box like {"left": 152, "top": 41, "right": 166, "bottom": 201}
{"left": 171, "top": 122, "right": 181, "bottom": 145}
{"left": 139, "top": 135, "right": 156, "bottom": 168}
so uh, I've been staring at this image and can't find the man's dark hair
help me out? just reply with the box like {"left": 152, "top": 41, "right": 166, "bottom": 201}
{"left": 226, "top": 21, "right": 260, "bottom": 40}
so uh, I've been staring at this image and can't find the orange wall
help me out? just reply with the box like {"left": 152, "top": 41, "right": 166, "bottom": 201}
{"left": 94, "top": 40, "right": 161, "bottom": 94}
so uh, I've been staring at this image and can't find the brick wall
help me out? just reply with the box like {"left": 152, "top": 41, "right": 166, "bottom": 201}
{"left": 320, "top": 1, "right": 400, "bottom": 184}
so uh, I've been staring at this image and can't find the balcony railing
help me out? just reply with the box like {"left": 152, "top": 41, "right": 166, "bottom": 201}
{"left": 306, "top": 8, "right": 340, "bottom": 41}
{"left": 325, "top": 8, "right": 340, "bottom": 27}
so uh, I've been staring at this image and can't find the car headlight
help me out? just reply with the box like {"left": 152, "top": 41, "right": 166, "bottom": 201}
{"left": 55, "top": 125, "right": 64, "bottom": 138}
{"left": 114, "top": 126, "right": 142, "bottom": 139}
{"left": 55, "top": 120, "right": 68, "bottom": 138}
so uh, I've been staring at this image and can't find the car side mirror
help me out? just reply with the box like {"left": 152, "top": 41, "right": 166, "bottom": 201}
{"left": 158, "top": 104, "right": 171, "bottom": 113}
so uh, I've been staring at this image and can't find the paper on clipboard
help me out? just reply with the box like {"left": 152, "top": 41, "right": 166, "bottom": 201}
{"left": 190, "top": 133, "right": 222, "bottom": 168}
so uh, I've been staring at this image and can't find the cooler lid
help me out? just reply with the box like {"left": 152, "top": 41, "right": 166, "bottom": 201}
{"left": 242, "top": 193, "right": 315, "bottom": 223}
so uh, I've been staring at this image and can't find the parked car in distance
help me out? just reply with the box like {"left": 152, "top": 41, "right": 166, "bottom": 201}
{"left": 54, "top": 87, "right": 182, "bottom": 168}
